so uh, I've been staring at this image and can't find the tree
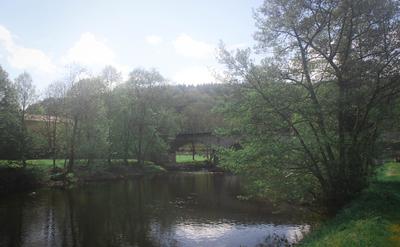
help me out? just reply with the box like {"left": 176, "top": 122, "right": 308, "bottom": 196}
{"left": 126, "top": 68, "right": 166, "bottom": 165}
{"left": 111, "top": 68, "right": 179, "bottom": 165}
{"left": 0, "top": 66, "right": 20, "bottom": 160}
{"left": 219, "top": 0, "right": 400, "bottom": 211}
{"left": 100, "top": 66, "right": 122, "bottom": 166}
{"left": 66, "top": 77, "right": 106, "bottom": 171}
{"left": 15, "top": 72, "right": 36, "bottom": 166}
{"left": 101, "top": 65, "right": 122, "bottom": 89}
{"left": 43, "top": 81, "right": 65, "bottom": 169}
{"left": 60, "top": 66, "right": 87, "bottom": 170}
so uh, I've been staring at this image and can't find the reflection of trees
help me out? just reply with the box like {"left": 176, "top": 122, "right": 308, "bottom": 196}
{"left": 67, "top": 191, "right": 77, "bottom": 247}
{"left": 121, "top": 179, "right": 153, "bottom": 246}
{"left": 63, "top": 180, "right": 156, "bottom": 246}
{"left": 0, "top": 173, "right": 310, "bottom": 246}
{"left": 0, "top": 196, "right": 24, "bottom": 246}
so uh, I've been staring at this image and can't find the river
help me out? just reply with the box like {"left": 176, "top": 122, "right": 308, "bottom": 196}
{"left": 0, "top": 172, "right": 310, "bottom": 247}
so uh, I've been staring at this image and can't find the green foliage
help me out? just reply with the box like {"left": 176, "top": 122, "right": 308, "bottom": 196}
{"left": 110, "top": 69, "right": 180, "bottom": 164}
{"left": 220, "top": 141, "right": 320, "bottom": 204}
{"left": 218, "top": 0, "right": 400, "bottom": 211}
{"left": 1, "top": 60, "right": 228, "bottom": 170}
{"left": 0, "top": 66, "right": 21, "bottom": 160}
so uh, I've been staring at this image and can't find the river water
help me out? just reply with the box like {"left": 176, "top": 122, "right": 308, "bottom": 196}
{"left": 0, "top": 172, "right": 310, "bottom": 247}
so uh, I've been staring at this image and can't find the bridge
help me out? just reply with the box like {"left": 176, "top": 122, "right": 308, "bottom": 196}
{"left": 165, "top": 132, "right": 239, "bottom": 164}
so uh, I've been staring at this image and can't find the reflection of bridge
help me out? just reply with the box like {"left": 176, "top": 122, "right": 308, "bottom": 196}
{"left": 166, "top": 132, "right": 239, "bottom": 164}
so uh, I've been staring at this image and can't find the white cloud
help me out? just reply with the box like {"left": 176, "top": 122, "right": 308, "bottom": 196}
{"left": 0, "top": 25, "right": 57, "bottom": 74}
{"left": 8, "top": 47, "right": 56, "bottom": 73}
{"left": 0, "top": 25, "right": 13, "bottom": 50}
{"left": 0, "top": 26, "right": 234, "bottom": 89}
{"left": 172, "top": 66, "right": 217, "bottom": 85}
{"left": 0, "top": 27, "right": 129, "bottom": 90}
{"left": 145, "top": 35, "right": 163, "bottom": 45}
{"left": 61, "top": 32, "right": 131, "bottom": 81}
{"left": 62, "top": 32, "right": 116, "bottom": 66}
{"left": 173, "top": 33, "right": 215, "bottom": 59}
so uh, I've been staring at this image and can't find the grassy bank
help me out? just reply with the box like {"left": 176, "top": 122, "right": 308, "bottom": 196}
{"left": 300, "top": 162, "right": 400, "bottom": 246}
{"left": 0, "top": 159, "right": 166, "bottom": 192}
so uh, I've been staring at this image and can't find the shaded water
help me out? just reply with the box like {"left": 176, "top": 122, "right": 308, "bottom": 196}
{"left": 0, "top": 172, "right": 310, "bottom": 247}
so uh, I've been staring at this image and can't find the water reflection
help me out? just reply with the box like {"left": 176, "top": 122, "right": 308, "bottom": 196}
{"left": 0, "top": 172, "right": 310, "bottom": 247}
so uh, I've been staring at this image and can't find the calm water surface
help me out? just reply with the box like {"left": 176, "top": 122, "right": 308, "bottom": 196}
{"left": 0, "top": 172, "right": 310, "bottom": 247}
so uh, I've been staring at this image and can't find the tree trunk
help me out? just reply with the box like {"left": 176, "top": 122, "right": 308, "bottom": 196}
{"left": 191, "top": 141, "right": 195, "bottom": 161}
{"left": 52, "top": 118, "right": 58, "bottom": 170}
{"left": 68, "top": 117, "right": 78, "bottom": 173}
{"left": 21, "top": 110, "right": 27, "bottom": 168}
{"left": 107, "top": 126, "right": 112, "bottom": 166}
{"left": 137, "top": 124, "right": 144, "bottom": 166}
{"left": 123, "top": 140, "right": 128, "bottom": 166}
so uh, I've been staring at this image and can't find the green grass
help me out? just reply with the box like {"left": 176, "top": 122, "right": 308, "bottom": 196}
{"left": 300, "top": 162, "right": 400, "bottom": 247}
{"left": 0, "top": 158, "right": 165, "bottom": 180}
{"left": 0, "top": 159, "right": 155, "bottom": 168}
{"left": 175, "top": 154, "right": 207, "bottom": 164}
{"left": 27, "top": 159, "right": 65, "bottom": 169}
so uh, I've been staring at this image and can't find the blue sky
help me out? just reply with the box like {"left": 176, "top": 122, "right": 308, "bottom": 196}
{"left": 0, "top": 0, "right": 263, "bottom": 91}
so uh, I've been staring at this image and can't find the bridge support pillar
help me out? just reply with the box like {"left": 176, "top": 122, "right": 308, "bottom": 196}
{"left": 168, "top": 151, "right": 176, "bottom": 164}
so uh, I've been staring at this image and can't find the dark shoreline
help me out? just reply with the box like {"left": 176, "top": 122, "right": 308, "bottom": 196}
{"left": 0, "top": 163, "right": 226, "bottom": 194}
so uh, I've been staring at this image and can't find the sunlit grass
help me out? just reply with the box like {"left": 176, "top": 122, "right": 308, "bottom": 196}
{"left": 176, "top": 154, "right": 207, "bottom": 163}
{"left": 301, "top": 162, "right": 400, "bottom": 246}
{"left": 27, "top": 159, "right": 65, "bottom": 169}
{"left": 377, "top": 162, "right": 400, "bottom": 182}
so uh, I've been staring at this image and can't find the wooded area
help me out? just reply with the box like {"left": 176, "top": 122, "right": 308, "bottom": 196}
{"left": 0, "top": 66, "right": 227, "bottom": 167}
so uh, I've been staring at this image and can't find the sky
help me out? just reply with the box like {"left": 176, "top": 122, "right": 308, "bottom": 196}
{"left": 0, "top": 0, "right": 263, "bottom": 92}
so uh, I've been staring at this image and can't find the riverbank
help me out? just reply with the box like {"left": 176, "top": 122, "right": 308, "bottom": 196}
{"left": 300, "top": 162, "right": 400, "bottom": 246}
{"left": 0, "top": 156, "right": 227, "bottom": 193}
{"left": 165, "top": 161, "right": 225, "bottom": 172}
{"left": 0, "top": 159, "right": 167, "bottom": 193}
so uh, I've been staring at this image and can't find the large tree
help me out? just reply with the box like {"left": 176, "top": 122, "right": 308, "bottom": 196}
{"left": 43, "top": 81, "right": 67, "bottom": 169}
{"left": 66, "top": 77, "right": 107, "bottom": 171}
{"left": 15, "top": 72, "right": 36, "bottom": 166}
{"left": 219, "top": 0, "right": 400, "bottom": 211}
{"left": 100, "top": 65, "right": 122, "bottom": 166}
{"left": 112, "top": 68, "right": 179, "bottom": 165}
{"left": 126, "top": 69, "right": 168, "bottom": 165}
